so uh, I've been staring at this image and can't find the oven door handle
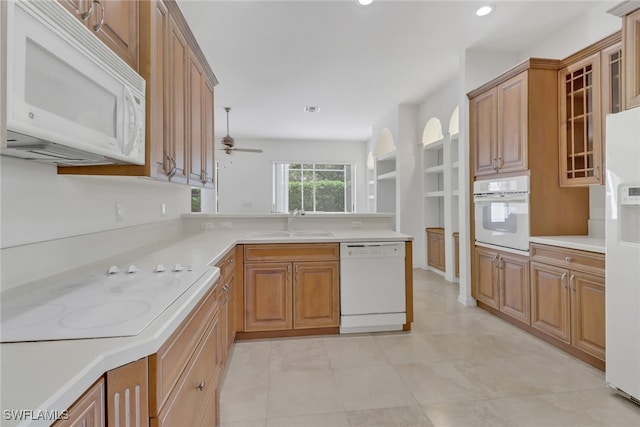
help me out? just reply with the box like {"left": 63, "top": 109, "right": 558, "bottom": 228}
{"left": 473, "top": 194, "right": 528, "bottom": 203}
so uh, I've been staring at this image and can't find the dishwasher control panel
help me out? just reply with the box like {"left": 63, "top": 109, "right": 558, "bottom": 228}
{"left": 340, "top": 242, "right": 405, "bottom": 258}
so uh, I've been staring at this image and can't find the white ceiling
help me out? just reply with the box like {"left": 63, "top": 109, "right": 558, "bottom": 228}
{"left": 177, "top": 0, "right": 605, "bottom": 143}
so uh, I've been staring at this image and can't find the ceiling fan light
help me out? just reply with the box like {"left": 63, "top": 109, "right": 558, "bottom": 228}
{"left": 475, "top": 5, "right": 494, "bottom": 16}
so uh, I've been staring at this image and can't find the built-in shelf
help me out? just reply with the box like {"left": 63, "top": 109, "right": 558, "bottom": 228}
{"left": 377, "top": 171, "right": 397, "bottom": 181}
{"left": 452, "top": 161, "right": 459, "bottom": 169}
{"left": 423, "top": 138, "right": 445, "bottom": 151}
{"left": 424, "top": 165, "right": 445, "bottom": 174}
{"left": 453, "top": 190, "right": 459, "bottom": 196}
{"left": 377, "top": 150, "right": 397, "bottom": 162}
{"left": 425, "top": 191, "right": 445, "bottom": 198}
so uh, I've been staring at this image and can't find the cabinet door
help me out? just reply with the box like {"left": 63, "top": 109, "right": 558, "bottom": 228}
{"left": 202, "top": 78, "right": 215, "bottom": 188}
{"left": 293, "top": 261, "right": 339, "bottom": 329}
{"left": 497, "top": 72, "right": 528, "bottom": 174}
{"left": 244, "top": 263, "right": 292, "bottom": 331}
{"left": 53, "top": 379, "right": 105, "bottom": 427}
{"left": 436, "top": 234, "right": 446, "bottom": 271}
{"left": 570, "top": 271, "right": 606, "bottom": 361}
{"left": 470, "top": 88, "right": 498, "bottom": 177}
{"left": 474, "top": 247, "right": 499, "bottom": 309}
{"left": 187, "top": 49, "right": 204, "bottom": 185}
{"left": 90, "top": 0, "right": 139, "bottom": 70}
{"left": 106, "top": 358, "right": 149, "bottom": 427}
{"left": 558, "top": 53, "right": 603, "bottom": 186}
{"left": 426, "top": 232, "right": 437, "bottom": 269}
{"left": 166, "top": 14, "right": 189, "bottom": 184}
{"left": 530, "top": 262, "right": 571, "bottom": 343}
{"left": 145, "top": 0, "right": 171, "bottom": 180}
{"left": 225, "top": 275, "right": 236, "bottom": 352}
{"left": 624, "top": 9, "right": 640, "bottom": 109}
{"left": 498, "top": 252, "right": 530, "bottom": 325}
{"left": 57, "top": 0, "right": 92, "bottom": 22}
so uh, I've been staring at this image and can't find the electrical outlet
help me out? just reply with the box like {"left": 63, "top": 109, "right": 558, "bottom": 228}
{"left": 161, "top": 203, "right": 166, "bottom": 216}
{"left": 201, "top": 222, "right": 215, "bottom": 230}
{"left": 351, "top": 221, "right": 363, "bottom": 229}
{"left": 116, "top": 203, "right": 124, "bottom": 222}
{"left": 220, "top": 221, "right": 233, "bottom": 230}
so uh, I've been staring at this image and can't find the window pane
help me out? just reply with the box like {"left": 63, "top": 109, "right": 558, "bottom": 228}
{"left": 303, "top": 170, "right": 314, "bottom": 211}
{"left": 315, "top": 164, "right": 343, "bottom": 170}
{"left": 288, "top": 168, "right": 303, "bottom": 211}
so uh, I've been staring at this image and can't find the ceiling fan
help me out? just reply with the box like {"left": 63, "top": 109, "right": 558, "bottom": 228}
{"left": 219, "top": 107, "right": 263, "bottom": 155}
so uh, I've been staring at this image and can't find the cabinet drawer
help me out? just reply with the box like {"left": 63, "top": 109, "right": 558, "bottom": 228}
{"left": 244, "top": 244, "right": 339, "bottom": 262}
{"left": 151, "top": 315, "right": 218, "bottom": 427}
{"left": 216, "top": 248, "right": 236, "bottom": 281}
{"left": 149, "top": 282, "right": 219, "bottom": 415}
{"left": 530, "top": 243, "right": 604, "bottom": 274}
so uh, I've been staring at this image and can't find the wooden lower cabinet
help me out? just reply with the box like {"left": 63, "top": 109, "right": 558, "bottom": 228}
{"left": 426, "top": 228, "right": 445, "bottom": 272}
{"left": 530, "top": 243, "right": 606, "bottom": 362}
{"left": 453, "top": 232, "right": 460, "bottom": 278}
{"left": 293, "top": 261, "right": 340, "bottom": 329}
{"left": 106, "top": 358, "right": 149, "bottom": 427}
{"left": 243, "top": 244, "right": 340, "bottom": 334}
{"left": 474, "top": 246, "right": 530, "bottom": 324}
{"left": 54, "top": 378, "right": 105, "bottom": 427}
{"left": 245, "top": 262, "right": 292, "bottom": 331}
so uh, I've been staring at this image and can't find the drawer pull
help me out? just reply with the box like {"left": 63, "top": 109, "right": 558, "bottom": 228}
{"left": 561, "top": 272, "right": 568, "bottom": 289}
{"left": 565, "top": 256, "right": 573, "bottom": 262}
{"left": 569, "top": 274, "right": 576, "bottom": 292}
{"left": 196, "top": 381, "right": 206, "bottom": 391}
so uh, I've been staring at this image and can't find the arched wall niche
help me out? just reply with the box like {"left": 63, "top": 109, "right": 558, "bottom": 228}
{"left": 374, "top": 128, "right": 396, "bottom": 157}
{"left": 449, "top": 105, "right": 459, "bottom": 135}
{"left": 422, "top": 117, "right": 443, "bottom": 146}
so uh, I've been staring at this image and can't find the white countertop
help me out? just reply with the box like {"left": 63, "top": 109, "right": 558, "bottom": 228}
{"left": 0, "top": 228, "right": 411, "bottom": 426}
{"left": 530, "top": 235, "right": 605, "bottom": 254}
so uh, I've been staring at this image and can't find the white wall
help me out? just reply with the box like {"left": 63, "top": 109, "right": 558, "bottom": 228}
{"left": 217, "top": 138, "right": 367, "bottom": 213}
{"left": 0, "top": 157, "right": 191, "bottom": 248}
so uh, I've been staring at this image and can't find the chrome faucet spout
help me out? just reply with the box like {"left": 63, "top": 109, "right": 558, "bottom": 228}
{"left": 287, "top": 209, "right": 305, "bottom": 231}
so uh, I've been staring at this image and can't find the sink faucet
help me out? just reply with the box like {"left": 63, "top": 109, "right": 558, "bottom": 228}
{"left": 287, "top": 208, "right": 305, "bottom": 231}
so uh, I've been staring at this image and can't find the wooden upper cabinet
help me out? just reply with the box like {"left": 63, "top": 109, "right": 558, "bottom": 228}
{"left": 559, "top": 53, "right": 603, "bottom": 186}
{"left": 601, "top": 42, "right": 623, "bottom": 117}
{"left": 90, "top": 0, "right": 139, "bottom": 70}
{"left": 624, "top": 8, "right": 640, "bottom": 109}
{"left": 470, "top": 70, "right": 530, "bottom": 177}
{"left": 167, "top": 13, "right": 189, "bottom": 185}
{"left": 58, "top": 0, "right": 139, "bottom": 71}
{"left": 497, "top": 72, "right": 528, "bottom": 174}
{"left": 202, "top": 79, "right": 216, "bottom": 188}
{"left": 188, "top": 50, "right": 204, "bottom": 185}
{"left": 470, "top": 88, "right": 498, "bottom": 176}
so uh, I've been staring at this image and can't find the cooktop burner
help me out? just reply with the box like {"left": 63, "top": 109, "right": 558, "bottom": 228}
{"left": 1, "top": 263, "right": 209, "bottom": 342}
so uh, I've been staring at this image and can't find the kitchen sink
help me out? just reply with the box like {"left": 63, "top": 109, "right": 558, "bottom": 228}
{"left": 290, "top": 230, "right": 334, "bottom": 237}
{"left": 248, "top": 230, "right": 334, "bottom": 238}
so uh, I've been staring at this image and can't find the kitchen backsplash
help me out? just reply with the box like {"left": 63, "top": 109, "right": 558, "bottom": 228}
{"left": 589, "top": 184, "right": 605, "bottom": 238}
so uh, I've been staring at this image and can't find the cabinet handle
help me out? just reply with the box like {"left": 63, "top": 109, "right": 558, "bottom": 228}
{"left": 594, "top": 165, "right": 600, "bottom": 180}
{"left": 565, "top": 256, "right": 573, "bottom": 262}
{"left": 569, "top": 274, "right": 576, "bottom": 292}
{"left": 497, "top": 157, "right": 503, "bottom": 170}
{"left": 92, "top": 0, "right": 105, "bottom": 32}
{"left": 492, "top": 159, "right": 497, "bottom": 171}
{"left": 492, "top": 255, "right": 499, "bottom": 268}
{"left": 80, "top": 1, "right": 94, "bottom": 22}
{"left": 561, "top": 272, "right": 567, "bottom": 289}
{"left": 196, "top": 381, "right": 206, "bottom": 391}
{"left": 498, "top": 256, "right": 503, "bottom": 269}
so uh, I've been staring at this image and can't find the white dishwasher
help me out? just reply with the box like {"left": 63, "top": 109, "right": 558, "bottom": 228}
{"left": 340, "top": 242, "right": 406, "bottom": 333}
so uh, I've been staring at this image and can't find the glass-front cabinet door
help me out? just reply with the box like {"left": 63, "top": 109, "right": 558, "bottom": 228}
{"left": 558, "top": 52, "right": 602, "bottom": 186}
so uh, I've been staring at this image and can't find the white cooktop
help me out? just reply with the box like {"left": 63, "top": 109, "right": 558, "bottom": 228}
{"left": 1, "top": 264, "right": 208, "bottom": 342}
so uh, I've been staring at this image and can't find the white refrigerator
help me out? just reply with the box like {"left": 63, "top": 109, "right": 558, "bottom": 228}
{"left": 606, "top": 107, "right": 640, "bottom": 404}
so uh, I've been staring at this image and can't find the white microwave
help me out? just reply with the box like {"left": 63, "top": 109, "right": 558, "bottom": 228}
{"left": 2, "top": 0, "right": 145, "bottom": 166}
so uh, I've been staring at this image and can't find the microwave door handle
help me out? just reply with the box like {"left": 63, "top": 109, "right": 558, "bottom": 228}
{"left": 123, "top": 87, "right": 141, "bottom": 156}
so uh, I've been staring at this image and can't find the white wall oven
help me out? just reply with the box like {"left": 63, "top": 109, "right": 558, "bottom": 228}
{"left": 473, "top": 176, "right": 530, "bottom": 252}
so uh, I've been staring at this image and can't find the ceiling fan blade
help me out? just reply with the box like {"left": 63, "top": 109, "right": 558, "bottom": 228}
{"left": 232, "top": 148, "right": 263, "bottom": 153}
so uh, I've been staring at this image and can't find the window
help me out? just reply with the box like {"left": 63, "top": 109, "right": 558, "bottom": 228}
{"left": 273, "top": 163, "right": 355, "bottom": 213}
{"left": 191, "top": 187, "right": 201, "bottom": 212}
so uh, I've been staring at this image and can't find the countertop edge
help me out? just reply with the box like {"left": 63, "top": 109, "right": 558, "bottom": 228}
{"left": 529, "top": 236, "right": 605, "bottom": 254}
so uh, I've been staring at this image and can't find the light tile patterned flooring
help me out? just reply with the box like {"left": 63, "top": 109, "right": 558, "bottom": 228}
{"left": 220, "top": 269, "right": 640, "bottom": 427}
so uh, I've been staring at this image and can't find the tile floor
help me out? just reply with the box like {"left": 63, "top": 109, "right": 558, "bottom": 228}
{"left": 219, "top": 269, "right": 640, "bottom": 427}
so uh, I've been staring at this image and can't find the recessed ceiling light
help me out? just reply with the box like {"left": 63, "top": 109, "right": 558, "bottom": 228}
{"left": 304, "top": 106, "right": 320, "bottom": 113}
{"left": 476, "top": 5, "right": 494, "bottom": 16}
{"left": 358, "top": 0, "right": 373, "bottom": 6}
